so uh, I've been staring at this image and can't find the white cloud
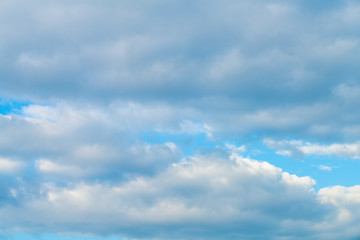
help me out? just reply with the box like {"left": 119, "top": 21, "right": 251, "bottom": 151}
{"left": 263, "top": 139, "right": 305, "bottom": 158}
{"left": 316, "top": 185, "right": 360, "bottom": 239}
{"left": 265, "top": 139, "right": 360, "bottom": 159}
{"left": 225, "top": 143, "right": 246, "bottom": 153}
{"left": 0, "top": 157, "right": 23, "bottom": 173}
{"left": 0, "top": 103, "right": 185, "bottom": 180}
{"left": 318, "top": 165, "right": 332, "bottom": 171}
{"left": 302, "top": 143, "right": 360, "bottom": 159}
{"left": 35, "top": 159, "right": 89, "bottom": 177}
{"left": 0, "top": 152, "right": 325, "bottom": 239}
{"left": 0, "top": 151, "right": 359, "bottom": 239}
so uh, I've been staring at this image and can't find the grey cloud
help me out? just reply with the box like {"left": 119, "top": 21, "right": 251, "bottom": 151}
{"left": 0, "top": 0, "right": 359, "bottom": 105}
{"left": 1, "top": 0, "right": 359, "bottom": 142}
{"left": 0, "top": 151, "right": 358, "bottom": 239}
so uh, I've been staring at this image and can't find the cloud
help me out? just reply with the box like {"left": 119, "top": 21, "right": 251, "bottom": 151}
{"left": 0, "top": 151, "right": 359, "bottom": 239}
{"left": 0, "top": 103, "right": 186, "bottom": 181}
{"left": 318, "top": 165, "right": 332, "bottom": 172}
{"left": 0, "top": 0, "right": 360, "bottom": 239}
{"left": 317, "top": 186, "right": 360, "bottom": 239}
{"left": 35, "top": 158, "right": 88, "bottom": 177}
{"left": 0, "top": 152, "right": 323, "bottom": 239}
{"left": 0, "top": 0, "right": 359, "bottom": 142}
{"left": 0, "top": 157, "right": 24, "bottom": 174}
{"left": 263, "top": 139, "right": 306, "bottom": 158}
{"left": 264, "top": 139, "right": 360, "bottom": 159}
{"left": 0, "top": 0, "right": 358, "bottom": 107}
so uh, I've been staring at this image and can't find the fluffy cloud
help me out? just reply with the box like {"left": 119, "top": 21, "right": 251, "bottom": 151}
{"left": 317, "top": 186, "right": 360, "bottom": 239}
{"left": 1, "top": 155, "right": 322, "bottom": 238}
{"left": 0, "top": 103, "right": 187, "bottom": 182}
{"left": 0, "top": 151, "right": 358, "bottom": 239}
{"left": 1, "top": 104, "right": 360, "bottom": 239}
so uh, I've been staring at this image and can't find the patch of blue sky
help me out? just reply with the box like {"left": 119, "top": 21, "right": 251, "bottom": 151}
{"left": 0, "top": 98, "right": 30, "bottom": 115}
{"left": 303, "top": 155, "right": 360, "bottom": 190}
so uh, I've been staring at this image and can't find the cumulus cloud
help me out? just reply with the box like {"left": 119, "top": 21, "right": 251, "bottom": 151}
{"left": 317, "top": 186, "right": 360, "bottom": 239}
{"left": 0, "top": 151, "right": 358, "bottom": 239}
{"left": 0, "top": 152, "right": 323, "bottom": 238}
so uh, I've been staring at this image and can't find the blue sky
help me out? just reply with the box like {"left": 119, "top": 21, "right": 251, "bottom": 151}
{"left": 1, "top": 0, "right": 360, "bottom": 239}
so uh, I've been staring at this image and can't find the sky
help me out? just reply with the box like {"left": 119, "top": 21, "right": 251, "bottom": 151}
{"left": 1, "top": 0, "right": 360, "bottom": 239}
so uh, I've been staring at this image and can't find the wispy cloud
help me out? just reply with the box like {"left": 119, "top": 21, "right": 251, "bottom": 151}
{"left": 264, "top": 139, "right": 360, "bottom": 159}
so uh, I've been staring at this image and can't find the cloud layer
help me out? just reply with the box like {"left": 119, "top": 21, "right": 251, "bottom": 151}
{"left": 1, "top": 0, "right": 360, "bottom": 142}
{"left": 1, "top": 0, "right": 360, "bottom": 239}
